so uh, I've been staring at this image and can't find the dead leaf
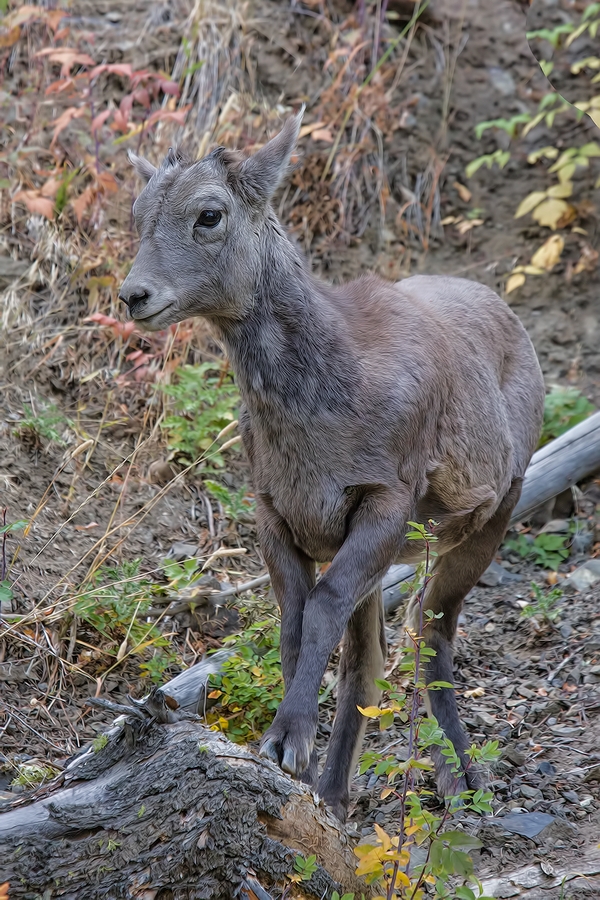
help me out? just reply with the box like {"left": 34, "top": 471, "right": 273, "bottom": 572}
{"left": 464, "top": 687, "right": 485, "bottom": 699}
{"left": 299, "top": 121, "right": 326, "bottom": 138}
{"left": 96, "top": 171, "right": 118, "bottom": 193}
{"left": 4, "top": 5, "right": 41, "bottom": 28}
{"left": 90, "top": 63, "right": 133, "bottom": 80}
{"left": 91, "top": 109, "right": 112, "bottom": 134}
{"left": 453, "top": 181, "right": 472, "bottom": 202}
{"left": 573, "top": 242, "right": 599, "bottom": 275}
{"left": 530, "top": 234, "right": 564, "bottom": 271}
{"left": 0, "top": 25, "right": 20, "bottom": 49}
{"left": 36, "top": 47, "right": 95, "bottom": 78}
{"left": 40, "top": 176, "right": 62, "bottom": 199}
{"left": 311, "top": 128, "right": 334, "bottom": 143}
{"left": 506, "top": 272, "right": 526, "bottom": 294}
{"left": 456, "top": 218, "right": 483, "bottom": 234}
{"left": 116, "top": 638, "right": 128, "bottom": 662}
{"left": 71, "top": 185, "right": 96, "bottom": 223}
{"left": 50, "top": 105, "right": 87, "bottom": 148}
{"left": 0, "top": 881, "right": 9, "bottom": 900}
{"left": 12, "top": 190, "right": 54, "bottom": 219}
{"left": 532, "top": 198, "right": 573, "bottom": 230}
{"left": 74, "top": 522, "right": 99, "bottom": 531}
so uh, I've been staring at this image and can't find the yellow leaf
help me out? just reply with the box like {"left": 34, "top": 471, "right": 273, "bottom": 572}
{"left": 374, "top": 823, "right": 392, "bottom": 851}
{"left": 532, "top": 198, "right": 572, "bottom": 230}
{"left": 530, "top": 235, "right": 564, "bottom": 271}
{"left": 355, "top": 857, "right": 383, "bottom": 878}
{"left": 380, "top": 786, "right": 395, "bottom": 799}
{"left": 464, "top": 687, "right": 485, "bottom": 699}
{"left": 357, "top": 705, "right": 382, "bottom": 718}
{"left": 514, "top": 191, "right": 546, "bottom": 218}
{"left": 522, "top": 265, "right": 546, "bottom": 275}
{"left": 506, "top": 273, "right": 526, "bottom": 294}
{"left": 547, "top": 182, "right": 573, "bottom": 199}
{"left": 588, "top": 109, "right": 600, "bottom": 129}
{"left": 557, "top": 163, "right": 576, "bottom": 183}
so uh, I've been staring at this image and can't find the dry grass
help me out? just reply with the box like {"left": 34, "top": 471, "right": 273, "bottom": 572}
{"left": 0, "top": 0, "right": 455, "bottom": 758}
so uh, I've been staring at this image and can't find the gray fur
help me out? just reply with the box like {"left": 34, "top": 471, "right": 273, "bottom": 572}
{"left": 120, "top": 114, "right": 545, "bottom": 819}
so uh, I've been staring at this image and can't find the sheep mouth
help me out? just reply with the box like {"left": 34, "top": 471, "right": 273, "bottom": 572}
{"left": 132, "top": 303, "right": 174, "bottom": 326}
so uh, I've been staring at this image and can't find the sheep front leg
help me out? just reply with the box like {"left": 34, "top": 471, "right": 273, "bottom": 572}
{"left": 260, "top": 487, "right": 410, "bottom": 790}
{"left": 256, "top": 496, "right": 317, "bottom": 784}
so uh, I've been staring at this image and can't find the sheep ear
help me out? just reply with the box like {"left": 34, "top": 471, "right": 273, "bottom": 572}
{"left": 127, "top": 150, "right": 157, "bottom": 183}
{"left": 239, "top": 108, "right": 304, "bottom": 201}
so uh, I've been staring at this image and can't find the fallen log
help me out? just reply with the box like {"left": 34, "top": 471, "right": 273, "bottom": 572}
{"left": 0, "top": 661, "right": 373, "bottom": 900}
{"left": 382, "top": 410, "right": 600, "bottom": 612}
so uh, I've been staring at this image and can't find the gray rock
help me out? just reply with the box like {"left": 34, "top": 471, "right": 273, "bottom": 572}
{"left": 563, "top": 559, "right": 600, "bottom": 592}
{"left": 478, "top": 559, "right": 523, "bottom": 587}
{"left": 489, "top": 811, "right": 555, "bottom": 839}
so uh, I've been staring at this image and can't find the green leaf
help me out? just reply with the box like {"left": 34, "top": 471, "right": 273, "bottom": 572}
{"left": 0, "top": 520, "right": 27, "bottom": 535}
{"left": 0, "top": 580, "right": 14, "bottom": 605}
{"left": 443, "top": 830, "right": 483, "bottom": 850}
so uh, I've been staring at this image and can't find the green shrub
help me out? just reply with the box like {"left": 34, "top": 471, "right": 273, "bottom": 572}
{"left": 207, "top": 617, "right": 283, "bottom": 742}
{"left": 541, "top": 385, "right": 595, "bottom": 446}
{"left": 160, "top": 363, "right": 239, "bottom": 468}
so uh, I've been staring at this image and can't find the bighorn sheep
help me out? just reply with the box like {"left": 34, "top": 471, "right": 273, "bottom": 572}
{"left": 120, "top": 111, "right": 545, "bottom": 821}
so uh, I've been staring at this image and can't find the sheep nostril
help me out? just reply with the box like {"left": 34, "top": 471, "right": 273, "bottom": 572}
{"left": 119, "top": 289, "right": 150, "bottom": 308}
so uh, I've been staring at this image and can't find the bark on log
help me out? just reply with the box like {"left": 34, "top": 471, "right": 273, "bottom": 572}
{"left": 382, "top": 411, "right": 600, "bottom": 612}
{"left": 0, "top": 665, "right": 373, "bottom": 900}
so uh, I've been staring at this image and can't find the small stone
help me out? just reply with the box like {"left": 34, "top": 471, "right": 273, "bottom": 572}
{"left": 478, "top": 559, "right": 523, "bottom": 587}
{"left": 562, "top": 790, "right": 579, "bottom": 803}
{"left": 559, "top": 623, "right": 573, "bottom": 640}
{"left": 475, "top": 711, "right": 497, "bottom": 727}
{"left": 563, "top": 559, "right": 600, "bottom": 592}
{"left": 487, "top": 66, "right": 516, "bottom": 95}
{"left": 539, "top": 519, "right": 571, "bottom": 534}
{"left": 520, "top": 785, "right": 543, "bottom": 800}
{"left": 536, "top": 761, "right": 556, "bottom": 776}
{"left": 167, "top": 542, "right": 199, "bottom": 562}
{"left": 517, "top": 686, "right": 535, "bottom": 699}
{"left": 147, "top": 459, "right": 175, "bottom": 485}
{"left": 570, "top": 531, "right": 594, "bottom": 556}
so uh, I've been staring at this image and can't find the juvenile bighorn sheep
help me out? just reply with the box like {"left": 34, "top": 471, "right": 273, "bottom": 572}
{"left": 120, "top": 111, "right": 545, "bottom": 821}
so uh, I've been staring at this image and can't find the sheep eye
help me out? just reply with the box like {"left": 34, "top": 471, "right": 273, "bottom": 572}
{"left": 194, "top": 210, "right": 221, "bottom": 228}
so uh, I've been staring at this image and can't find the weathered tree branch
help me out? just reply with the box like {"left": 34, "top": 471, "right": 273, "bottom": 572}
{"left": 0, "top": 661, "right": 373, "bottom": 900}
